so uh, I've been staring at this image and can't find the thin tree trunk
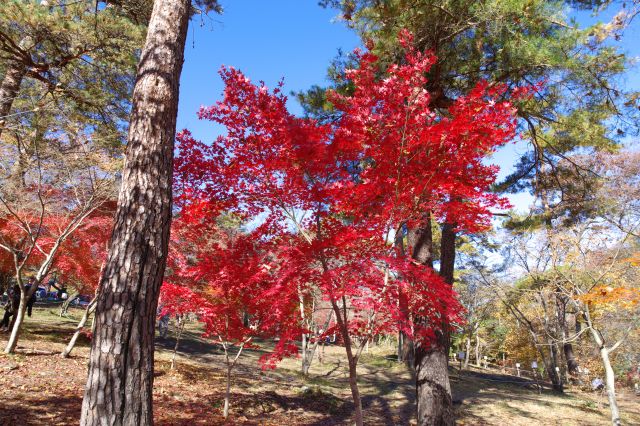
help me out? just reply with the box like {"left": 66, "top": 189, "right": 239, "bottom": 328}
{"left": 170, "top": 316, "right": 185, "bottom": 370}
{"left": 61, "top": 298, "right": 97, "bottom": 358}
{"left": 80, "top": 0, "right": 190, "bottom": 424}
{"left": 330, "top": 297, "right": 363, "bottom": 426}
{"left": 562, "top": 310, "right": 579, "bottom": 376}
{"left": 548, "top": 339, "right": 563, "bottom": 391}
{"left": 564, "top": 342, "right": 579, "bottom": 375}
{"left": 64, "top": 264, "right": 103, "bottom": 359}
{"left": 316, "top": 211, "right": 363, "bottom": 426}
{"left": 599, "top": 346, "right": 620, "bottom": 426}
{"left": 59, "top": 290, "right": 79, "bottom": 317}
{"left": 584, "top": 308, "right": 621, "bottom": 426}
{"left": 402, "top": 219, "right": 432, "bottom": 366}
{"left": 400, "top": 329, "right": 414, "bottom": 364}
{"left": 221, "top": 340, "right": 247, "bottom": 420}
{"left": 475, "top": 334, "right": 480, "bottom": 368}
{"left": 302, "top": 308, "right": 333, "bottom": 376}
{"left": 395, "top": 226, "right": 414, "bottom": 364}
{"left": 500, "top": 289, "right": 555, "bottom": 388}
{"left": 5, "top": 278, "right": 40, "bottom": 353}
{"left": 395, "top": 227, "right": 411, "bottom": 364}
{"left": 5, "top": 296, "right": 26, "bottom": 353}
{"left": 463, "top": 336, "right": 470, "bottom": 369}
{"left": 397, "top": 330, "right": 404, "bottom": 362}
{"left": 224, "top": 364, "right": 231, "bottom": 419}
{"left": 298, "top": 287, "right": 308, "bottom": 375}
{"left": 538, "top": 291, "right": 563, "bottom": 392}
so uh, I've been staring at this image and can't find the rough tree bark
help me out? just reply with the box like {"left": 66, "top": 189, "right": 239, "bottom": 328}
{"left": 80, "top": 0, "right": 190, "bottom": 424}
{"left": 0, "top": 58, "right": 26, "bottom": 139}
{"left": 413, "top": 216, "right": 455, "bottom": 426}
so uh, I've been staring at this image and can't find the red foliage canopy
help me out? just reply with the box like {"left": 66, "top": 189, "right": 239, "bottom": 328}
{"left": 53, "top": 208, "right": 115, "bottom": 295}
{"left": 168, "top": 31, "right": 520, "bottom": 366}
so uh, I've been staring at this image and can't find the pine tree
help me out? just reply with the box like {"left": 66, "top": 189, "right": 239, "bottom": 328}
{"left": 308, "top": 1, "right": 639, "bottom": 423}
{"left": 80, "top": 1, "right": 220, "bottom": 424}
{"left": 0, "top": 1, "right": 145, "bottom": 142}
{"left": 0, "top": 0, "right": 143, "bottom": 353}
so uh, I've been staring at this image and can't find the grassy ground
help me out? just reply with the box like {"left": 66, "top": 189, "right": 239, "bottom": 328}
{"left": 0, "top": 307, "right": 638, "bottom": 425}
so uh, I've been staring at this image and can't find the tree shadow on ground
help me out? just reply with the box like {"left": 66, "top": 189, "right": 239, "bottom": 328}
{"left": 0, "top": 393, "right": 82, "bottom": 425}
{"left": 452, "top": 367, "right": 611, "bottom": 423}
{"left": 155, "top": 331, "right": 271, "bottom": 363}
{"left": 155, "top": 385, "right": 353, "bottom": 426}
{"left": 358, "top": 366, "right": 415, "bottom": 425}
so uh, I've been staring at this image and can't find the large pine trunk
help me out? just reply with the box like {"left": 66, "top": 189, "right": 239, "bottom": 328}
{"left": 80, "top": 1, "right": 190, "bottom": 424}
{"left": 413, "top": 217, "right": 455, "bottom": 426}
{"left": 404, "top": 217, "right": 433, "bottom": 363}
{"left": 0, "top": 58, "right": 26, "bottom": 138}
{"left": 416, "top": 344, "right": 454, "bottom": 425}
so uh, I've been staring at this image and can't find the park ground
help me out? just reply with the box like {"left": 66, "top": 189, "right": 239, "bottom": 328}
{"left": 1, "top": 307, "right": 639, "bottom": 425}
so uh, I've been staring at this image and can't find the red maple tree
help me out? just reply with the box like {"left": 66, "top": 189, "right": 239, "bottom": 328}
{"left": 55, "top": 206, "right": 115, "bottom": 298}
{"left": 170, "top": 31, "right": 519, "bottom": 424}
{"left": 161, "top": 208, "right": 304, "bottom": 418}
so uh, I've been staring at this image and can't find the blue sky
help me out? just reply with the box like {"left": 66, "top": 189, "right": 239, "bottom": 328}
{"left": 177, "top": 1, "right": 359, "bottom": 137}
{"left": 176, "top": 1, "right": 640, "bottom": 212}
